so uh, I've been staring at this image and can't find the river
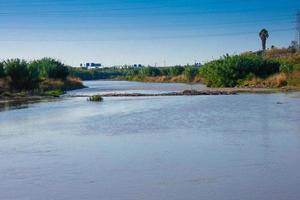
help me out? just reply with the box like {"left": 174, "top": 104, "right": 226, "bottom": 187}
{"left": 0, "top": 81, "right": 300, "bottom": 200}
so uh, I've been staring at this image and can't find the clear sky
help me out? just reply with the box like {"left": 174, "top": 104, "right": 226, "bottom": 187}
{"left": 0, "top": 0, "right": 299, "bottom": 66}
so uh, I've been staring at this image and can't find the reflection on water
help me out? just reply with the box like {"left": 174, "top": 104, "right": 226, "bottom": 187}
{"left": 0, "top": 81, "right": 300, "bottom": 200}
{"left": 0, "top": 98, "right": 62, "bottom": 112}
{"left": 67, "top": 80, "right": 206, "bottom": 95}
{"left": 0, "top": 101, "right": 30, "bottom": 112}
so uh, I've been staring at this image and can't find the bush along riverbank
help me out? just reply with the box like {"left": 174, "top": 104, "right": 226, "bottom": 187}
{"left": 0, "top": 58, "right": 85, "bottom": 103}
{"left": 199, "top": 49, "right": 300, "bottom": 90}
{"left": 126, "top": 49, "right": 300, "bottom": 90}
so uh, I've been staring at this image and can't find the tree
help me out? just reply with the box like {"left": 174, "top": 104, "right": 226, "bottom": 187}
{"left": 31, "top": 58, "right": 69, "bottom": 80}
{"left": 27, "top": 62, "right": 41, "bottom": 89}
{"left": 259, "top": 29, "right": 269, "bottom": 51}
{"left": 4, "top": 59, "right": 30, "bottom": 90}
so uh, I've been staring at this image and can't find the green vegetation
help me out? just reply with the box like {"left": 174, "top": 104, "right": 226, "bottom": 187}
{"left": 69, "top": 67, "right": 127, "bottom": 80}
{"left": 183, "top": 67, "right": 198, "bottom": 82}
{"left": 43, "top": 90, "right": 65, "bottom": 97}
{"left": 69, "top": 47, "right": 300, "bottom": 90}
{"left": 4, "top": 59, "right": 38, "bottom": 90}
{"left": 30, "top": 58, "right": 69, "bottom": 80}
{"left": 199, "top": 54, "right": 280, "bottom": 87}
{"left": 0, "top": 58, "right": 84, "bottom": 98}
{"left": 70, "top": 65, "right": 188, "bottom": 82}
{"left": 88, "top": 95, "right": 103, "bottom": 102}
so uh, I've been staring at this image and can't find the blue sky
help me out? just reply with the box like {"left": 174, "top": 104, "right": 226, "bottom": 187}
{"left": 0, "top": 0, "right": 299, "bottom": 66}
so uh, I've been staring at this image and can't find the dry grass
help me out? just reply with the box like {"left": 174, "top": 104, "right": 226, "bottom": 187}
{"left": 193, "top": 75, "right": 206, "bottom": 83}
{"left": 241, "top": 70, "right": 300, "bottom": 89}
{"left": 142, "top": 75, "right": 186, "bottom": 83}
{"left": 0, "top": 78, "right": 10, "bottom": 93}
{"left": 40, "top": 78, "right": 64, "bottom": 91}
{"left": 242, "top": 73, "right": 288, "bottom": 88}
{"left": 287, "top": 70, "right": 300, "bottom": 88}
{"left": 263, "top": 48, "right": 300, "bottom": 64}
{"left": 39, "top": 77, "right": 84, "bottom": 91}
{"left": 139, "top": 75, "right": 205, "bottom": 84}
{"left": 64, "top": 77, "right": 84, "bottom": 90}
{"left": 169, "top": 75, "right": 186, "bottom": 82}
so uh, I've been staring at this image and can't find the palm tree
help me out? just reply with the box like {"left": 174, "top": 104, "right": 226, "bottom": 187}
{"left": 259, "top": 29, "right": 269, "bottom": 51}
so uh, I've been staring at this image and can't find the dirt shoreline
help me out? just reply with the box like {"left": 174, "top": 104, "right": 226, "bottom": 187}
{"left": 67, "top": 87, "right": 286, "bottom": 98}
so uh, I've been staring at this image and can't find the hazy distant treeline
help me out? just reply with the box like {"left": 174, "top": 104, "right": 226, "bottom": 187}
{"left": 69, "top": 65, "right": 199, "bottom": 81}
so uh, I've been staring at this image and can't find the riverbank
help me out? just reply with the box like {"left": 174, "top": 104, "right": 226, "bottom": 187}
{"left": 0, "top": 77, "right": 85, "bottom": 107}
{"left": 118, "top": 73, "right": 300, "bottom": 91}
{"left": 67, "top": 87, "right": 287, "bottom": 98}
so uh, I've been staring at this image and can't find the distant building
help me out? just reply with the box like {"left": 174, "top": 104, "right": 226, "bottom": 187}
{"left": 114, "top": 64, "right": 144, "bottom": 69}
{"left": 80, "top": 62, "right": 102, "bottom": 69}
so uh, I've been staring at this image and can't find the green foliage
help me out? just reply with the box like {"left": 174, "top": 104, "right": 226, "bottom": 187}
{"left": 160, "top": 67, "right": 170, "bottom": 76}
{"left": 31, "top": 58, "right": 69, "bottom": 80}
{"left": 199, "top": 55, "right": 280, "bottom": 87}
{"left": 293, "top": 64, "right": 300, "bottom": 71}
{"left": 88, "top": 95, "right": 103, "bottom": 102}
{"left": 69, "top": 67, "right": 127, "bottom": 80}
{"left": 126, "top": 68, "right": 140, "bottom": 77}
{"left": 0, "top": 62, "right": 5, "bottom": 78}
{"left": 3, "top": 59, "right": 41, "bottom": 90}
{"left": 183, "top": 67, "right": 198, "bottom": 82}
{"left": 43, "top": 90, "right": 64, "bottom": 97}
{"left": 280, "top": 62, "right": 294, "bottom": 74}
{"left": 169, "top": 66, "right": 185, "bottom": 76}
{"left": 139, "top": 67, "right": 161, "bottom": 77}
{"left": 1, "top": 58, "right": 82, "bottom": 92}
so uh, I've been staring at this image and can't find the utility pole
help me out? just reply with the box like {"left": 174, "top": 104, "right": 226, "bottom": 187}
{"left": 297, "top": 11, "right": 300, "bottom": 50}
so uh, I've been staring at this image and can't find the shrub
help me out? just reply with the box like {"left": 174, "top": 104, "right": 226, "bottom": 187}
{"left": 280, "top": 62, "right": 294, "bottom": 74}
{"left": 199, "top": 55, "right": 280, "bottom": 87}
{"left": 160, "top": 67, "right": 170, "bottom": 76}
{"left": 31, "top": 58, "right": 69, "bottom": 80}
{"left": 169, "top": 66, "right": 185, "bottom": 76}
{"left": 183, "top": 67, "right": 198, "bottom": 82}
{"left": 88, "top": 95, "right": 103, "bottom": 102}
{"left": 139, "top": 67, "right": 161, "bottom": 77}
{"left": 4, "top": 59, "right": 31, "bottom": 90}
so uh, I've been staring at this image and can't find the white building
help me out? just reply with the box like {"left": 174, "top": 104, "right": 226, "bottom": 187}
{"left": 80, "top": 63, "right": 102, "bottom": 69}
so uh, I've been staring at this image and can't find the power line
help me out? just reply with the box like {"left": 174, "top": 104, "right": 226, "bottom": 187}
{"left": 0, "top": 17, "right": 295, "bottom": 30}
{"left": 0, "top": 27, "right": 294, "bottom": 42}
{"left": 0, "top": 5, "right": 296, "bottom": 17}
